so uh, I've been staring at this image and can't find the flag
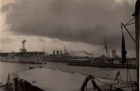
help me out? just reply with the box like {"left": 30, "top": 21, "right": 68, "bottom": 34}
{"left": 121, "top": 32, "right": 127, "bottom": 65}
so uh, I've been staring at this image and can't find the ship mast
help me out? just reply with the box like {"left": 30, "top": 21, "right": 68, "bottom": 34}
{"left": 122, "top": 0, "right": 139, "bottom": 88}
{"left": 135, "top": 14, "right": 139, "bottom": 91}
{"left": 22, "top": 40, "right": 26, "bottom": 50}
{"left": 121, "top": 18, "right": 138, "bottom": 82}
{"left": 104, "top": 38, "right": 110, "bottom": 57}
{"left": 133, "top": 0, "right": 139, "bottom": 89}
{"left": 20, "top": 40, "right": 27, "bottom": 52}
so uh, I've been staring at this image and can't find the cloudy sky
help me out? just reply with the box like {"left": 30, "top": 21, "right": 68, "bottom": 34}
{"left": 0, "top": 0, "right": 137, "bottom": 57}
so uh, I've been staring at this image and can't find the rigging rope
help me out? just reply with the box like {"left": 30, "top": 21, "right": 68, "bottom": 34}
{"left": 80, "top": 75, "right": 102, "bottom": 91}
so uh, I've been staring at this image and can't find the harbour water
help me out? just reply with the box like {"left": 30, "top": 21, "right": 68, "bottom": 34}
{"left": 0, "top": 61, "right": 137, "bottom": 85}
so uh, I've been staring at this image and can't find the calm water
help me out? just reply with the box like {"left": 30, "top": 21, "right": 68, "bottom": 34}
{"left": 0, "top": 61, "right": 137, "bottom": 84}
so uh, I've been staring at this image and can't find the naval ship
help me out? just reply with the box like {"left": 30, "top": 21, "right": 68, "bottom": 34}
{"left": 0, "top": 40, "right": 45, "bottom": 64}
{"left": 0, "top": 39, "right": 136, "bottom": 68}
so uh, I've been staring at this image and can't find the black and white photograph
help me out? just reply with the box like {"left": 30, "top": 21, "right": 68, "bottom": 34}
{"left": 0, "top": 0, "right": 139, "bottom": 91}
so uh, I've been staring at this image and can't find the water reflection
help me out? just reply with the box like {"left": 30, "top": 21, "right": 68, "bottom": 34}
{"left": 0, "top": 62, "right": 136, "bottom": 84}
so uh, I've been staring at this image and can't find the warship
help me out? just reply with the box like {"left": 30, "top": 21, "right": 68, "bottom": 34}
{"left": 0, "top": 39, "right": 136, "bottom": 68}
{"left": 0, "top": 0, "right": 139, "bottom": 91}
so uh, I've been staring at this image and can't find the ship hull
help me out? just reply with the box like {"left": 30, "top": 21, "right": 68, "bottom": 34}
{"left": 68, "top": 62, "right": 136, "bottom": 69}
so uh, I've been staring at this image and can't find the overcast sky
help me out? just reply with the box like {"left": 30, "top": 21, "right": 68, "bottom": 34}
{"left": 0, "top": 0, "right": 137, "bottom": 57}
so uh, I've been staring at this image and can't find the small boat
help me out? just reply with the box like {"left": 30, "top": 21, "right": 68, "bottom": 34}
{"left": 1, "top": 67, "right": 137, "bottom": 91}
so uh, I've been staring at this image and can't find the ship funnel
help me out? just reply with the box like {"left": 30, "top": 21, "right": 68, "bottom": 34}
{"left": 112, "top": 50, "right": 117, "bottom": 58}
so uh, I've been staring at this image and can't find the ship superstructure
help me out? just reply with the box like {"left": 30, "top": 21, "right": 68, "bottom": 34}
{"left": 0, "top": 40, "right": 45, "bottom": 63}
